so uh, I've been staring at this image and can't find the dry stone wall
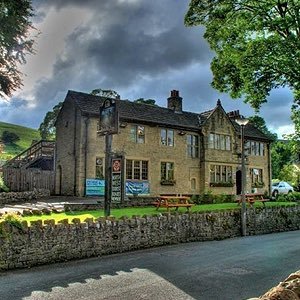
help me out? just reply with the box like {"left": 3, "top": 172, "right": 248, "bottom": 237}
{"left": 0, "top": 205, "right": 300, "bottom": 271}
{"left": 0, "top": 189, "right": 50, "bottom": 206}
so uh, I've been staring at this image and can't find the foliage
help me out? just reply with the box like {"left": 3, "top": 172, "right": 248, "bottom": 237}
{"left": 0, "top": 177, "right": 9, "bottom": 192}
{"left": 209, "top": 182, "right": 234, "bottom": 187}
{"left": 251, "top": 182, "right": 265, "bottom": 188}
{"left": 276, "top": 192, "right": 300, "bottom": 202}
{"left": 278, "top": 164, "right": 300, "bottom": 188}
{"left": 0, "top": 213, "right": 23, "bottom": 237}
{"left": 134, "top": 98, "right": 157, "bottom": 106}
{"left": 38, "top": 102, "right": 63, "bottom": 140}
{"left": 248, "top": 116, "right": 277, "bottom": 141}
{"left": 185, "top": 0, "right": 300, "bottom": 139}
{"left": 271, "top": 140, "right": 294, "bottom": 179}
{"left": 0, "top": 121, "right": 40, "bottom": 160}
{"left": 90, "top": 88, "right": 120, "bottom": 99}
{"left": 191, "top": 191, "right": 235, "bottom": 204}
{"left": 0, "top": 0, "right": 36, "bottom": 97}
{"left": 1, "top": 130, "right": 20, "bottom": 144}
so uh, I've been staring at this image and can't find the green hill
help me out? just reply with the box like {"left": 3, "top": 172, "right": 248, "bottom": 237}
{"left": 0, "top": 121, "right": 41, "bottom": 160}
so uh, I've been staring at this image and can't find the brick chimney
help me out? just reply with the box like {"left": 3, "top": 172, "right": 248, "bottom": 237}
{"left": 167, "top": 90, "right": 182, "bottom": 113}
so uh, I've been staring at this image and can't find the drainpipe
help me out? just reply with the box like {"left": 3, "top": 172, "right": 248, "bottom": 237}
{"left": 73, "top": 108, "right": 78, "bottom": 195}
{"left": 84, "top": 117, "right": 89, "bottom": 196}
{"left": 268, "top": 143, "right": 272, "bottom": 196}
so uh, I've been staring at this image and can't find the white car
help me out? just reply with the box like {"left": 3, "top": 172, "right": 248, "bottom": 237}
{"left": 272, "top": 181, "right": 294, "bottom": 197}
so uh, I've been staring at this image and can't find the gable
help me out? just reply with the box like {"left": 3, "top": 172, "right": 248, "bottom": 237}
{"left": 201, "top": 105, "right": 235, "bottom": 136}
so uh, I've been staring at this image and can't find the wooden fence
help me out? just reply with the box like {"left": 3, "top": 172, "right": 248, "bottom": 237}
{"left": 3, "top": 168, "right": 55, "bottom": 194}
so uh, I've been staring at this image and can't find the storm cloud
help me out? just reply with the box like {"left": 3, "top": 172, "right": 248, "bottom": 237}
{"left": 0, "top": 0, "right": 294, "bottom": 137}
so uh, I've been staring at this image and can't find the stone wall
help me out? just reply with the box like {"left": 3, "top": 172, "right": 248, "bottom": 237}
{"left": 0, "top": 189, "right": 50, "bottom": 206}
{"left": 248, "top": 270, "right": 300, "bottom": 300}
{"left": 0, "top": 205, "right": 299, "bottom": 271}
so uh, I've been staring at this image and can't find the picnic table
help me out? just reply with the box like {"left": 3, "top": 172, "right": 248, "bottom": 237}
{"left": 237, "top": 193, "right": 269, "bottom": 207}
{"left": 152, "top": 195, "right": 193, "bottom": 212}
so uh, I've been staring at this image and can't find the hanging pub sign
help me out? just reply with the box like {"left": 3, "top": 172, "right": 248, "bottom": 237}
{"left": 111, "top": 157, "right": 123, "bottom": 203}
{"left": 99, "top": 98, "right": 119, "bottom": 136}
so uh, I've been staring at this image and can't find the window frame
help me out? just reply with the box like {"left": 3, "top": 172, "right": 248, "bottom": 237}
{"left": 187, "top": 134, "right": 199, "bottom": 158}
{"left": 161, "top": 128, "right": 174, "bottom": 147}
{"left": 161, "top": 162, "right": 174, "bottom": 181}
{"left": 126, "top": 159, "right": 148, "bottom": 180}
{"left": 208, "top": 133, "right": 231, "bottom": 151}
{"left": 130, "top": 125, "right": 145, "bottom": 144}
{"left": 210, "top": 164, "right": 233, "bottom": 183}
{"left": 95, "top": 157, "right": 104, "bottom": 179}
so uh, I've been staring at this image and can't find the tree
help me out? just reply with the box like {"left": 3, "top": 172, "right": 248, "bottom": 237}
{"left": 1, "top": 131, "right": 20, "bottom": 144}
{"left": 90, "top": 89, "right": 120, "bottom": 99}
{"left": 271, "top": 140, "right": 294, "bottom": 179}
{"left": 133, "top": 98, "right": 157, "bottom": 106}
{"left": 0, "top": 0, "right": 35, "bottom": 97}
{"left": 39, "top": 102, "right": 63, "bottom": 140}
{"left": 185, "top": 1, "right": 300, "bottom": 140}
{"left": 248, "top": 115, "right": 277, "bottom": 141}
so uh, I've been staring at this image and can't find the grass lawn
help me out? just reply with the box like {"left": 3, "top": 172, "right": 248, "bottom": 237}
{"left": 21, "top": 202, "right": 297, "bottom": 225}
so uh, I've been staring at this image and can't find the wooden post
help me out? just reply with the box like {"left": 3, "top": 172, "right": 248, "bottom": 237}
{"left": 104, "top": 134, "right": 112, "bottom": 217}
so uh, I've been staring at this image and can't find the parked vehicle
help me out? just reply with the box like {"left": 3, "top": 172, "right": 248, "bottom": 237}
{"left": 272, "top": 181, "right": 294, "bottom": 197}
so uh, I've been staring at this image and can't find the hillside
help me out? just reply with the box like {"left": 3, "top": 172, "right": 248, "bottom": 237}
{"left": 0, "top": 121, "right": 41, "bottom": 160}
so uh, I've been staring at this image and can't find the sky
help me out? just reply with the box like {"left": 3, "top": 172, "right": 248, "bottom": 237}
{"left": 0, "top": 0, "right": 295, "bottom": 138}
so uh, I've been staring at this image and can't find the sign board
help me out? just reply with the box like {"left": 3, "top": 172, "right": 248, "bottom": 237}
{"left": 125, "top": 180, "right": 150, "bottom": 195}
{"left": 111, "top": 158, "right": 122, "bottom": 203}
{"left": 99, "top": 98, "right": 119, "bottom": 135}
{"left": 86, "top": 179, "right": 105, "bottom": 196}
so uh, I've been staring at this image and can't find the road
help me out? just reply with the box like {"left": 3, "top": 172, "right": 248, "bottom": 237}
{"left": 1, "top": 230, "right": 299, "bottom": 300}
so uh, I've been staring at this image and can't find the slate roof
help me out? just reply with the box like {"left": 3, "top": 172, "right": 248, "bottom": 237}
{"left": 66, "top": 90, "right": 272, "bottom": 141}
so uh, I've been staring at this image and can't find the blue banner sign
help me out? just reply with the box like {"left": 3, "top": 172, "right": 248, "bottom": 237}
{"left": 125, "top": 180, "right": 150, "bottom": 195}
{"left": 86, "top": 179, "right": 105, "bottom": 196}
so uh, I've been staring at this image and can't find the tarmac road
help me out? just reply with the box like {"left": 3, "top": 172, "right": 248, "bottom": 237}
{"left": 1, "top": 230, "right": 299, "bottom": 300}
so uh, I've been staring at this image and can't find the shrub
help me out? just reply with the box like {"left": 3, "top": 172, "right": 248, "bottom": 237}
{"left": 276, "top": 192, "right": 300, "bottom": 202}
{"left": 0, "top": 177, "right": 9, "bottom": 192}
{"left": 1, "top": 131, "right": 20, "bottom": 144}
{"left": 0, "top": 213, "right": 24, "bottom": 237}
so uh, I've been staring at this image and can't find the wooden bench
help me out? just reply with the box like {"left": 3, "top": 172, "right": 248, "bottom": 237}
{"left": 153, "top": 196, "right": 193, "bottom": 211}
{"left": 236, "top": 193, "right": 269, "bottom": 207}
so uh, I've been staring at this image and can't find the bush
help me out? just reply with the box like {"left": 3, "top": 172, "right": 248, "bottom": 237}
{"left": 1, "top": 131, "right": 20, "bottom": 144}
{"left": 0, "top": 213, "right": 24, "bottom": 237}
{"left": 276, "top": 192, "right": 300, "bottom": 202}
{"left": 0, "top": 177, "right": 9, "bottom": 192}
{"left": 191, "top": 192, "right": 236, "bottom": 205}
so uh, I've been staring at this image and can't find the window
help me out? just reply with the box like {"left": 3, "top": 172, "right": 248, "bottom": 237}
{"left": 245, "top": 141, "right": 265, "bottom": 156}
{"left": 161, "top": 162, "right": 174, "bottom": 181}
{"left": 161, "top": 129, "right": 174, "bottom": 146}
{"left": 126, "top": 159, "right": 148, "bottom": 180}
{"left": 130, "top": 125, "right": 145, "bottom": 143}
{"left": 187, "top": 134, "right": 199, "bottom": 158}
{"left": 250, "top": 168, "right": 263, "bottom": 184}
{"left": 208, "top": 133, "right": 231, "bottom": 150}
{"left": 210, "top": 165, "right": 232, "bottom": 183}
{"left": 191, "top": 178, "right": 196, "bottom": 190}
{"left": 95, "top": 157, "right": 104, "bottom": 179}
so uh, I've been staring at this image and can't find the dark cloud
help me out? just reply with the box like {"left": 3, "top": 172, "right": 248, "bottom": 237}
{"left": 0, "top": 0, "right": 294, "bottom": 137}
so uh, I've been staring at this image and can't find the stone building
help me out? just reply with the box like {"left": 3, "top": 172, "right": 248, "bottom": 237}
{"left": 55, "top": 90, "right": 272, "bottom": 197}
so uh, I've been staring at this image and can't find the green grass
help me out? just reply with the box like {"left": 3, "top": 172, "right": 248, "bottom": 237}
{"left": 0, "top": 121, "right": 41, "bottom": 160}
{"left": 21, "top": 202, "right": 297, "bottom": 225}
